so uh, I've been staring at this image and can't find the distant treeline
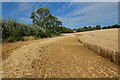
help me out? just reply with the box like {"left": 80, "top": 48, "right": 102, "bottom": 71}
{"left": 76, "top": 24, "right": 120, "bottom": 32}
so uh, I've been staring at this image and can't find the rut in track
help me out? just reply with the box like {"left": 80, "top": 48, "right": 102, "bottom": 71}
{"left": 3, "top": 34, "right": 118, "bottom": 78}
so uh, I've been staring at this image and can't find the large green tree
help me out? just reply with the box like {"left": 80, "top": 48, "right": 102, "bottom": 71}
{"left": 30, "top": 8, "right": 62, "bottom": 28}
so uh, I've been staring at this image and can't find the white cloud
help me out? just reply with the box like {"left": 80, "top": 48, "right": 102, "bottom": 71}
{"left": 18, "top": 2, "right": 49, "bottom": 12}
{"left": 67, "top": 3, "right": 117, "bottom": 17}
{"left": 57, "top": 2, "right": 118, "bottom": 28}
{"left": 17, "top": 2, "right": 49, "bottom": 24}
{"left": 18, "top": 2, "right": 36, "bottom": 12}
{"left": 19, "top": 17, "right": 32, "bottom": 24}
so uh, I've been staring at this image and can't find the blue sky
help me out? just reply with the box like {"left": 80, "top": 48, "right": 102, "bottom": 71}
{"left": 2, "top": 2, "right": 118, "bottom": 28}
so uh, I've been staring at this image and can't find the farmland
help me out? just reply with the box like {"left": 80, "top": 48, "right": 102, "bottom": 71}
{"left": 77, "top": 29, "right": 119, "bottom": 63}
{"left": 2, "top": 29, "right": 118, "bottom": 78}
{"left": 1, "top": 3, "right": 120, "bottom": 79}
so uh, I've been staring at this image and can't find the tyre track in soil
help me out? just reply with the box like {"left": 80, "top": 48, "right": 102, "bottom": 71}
{"left": 3, "top": 34, "right": 118, "bottom": 78}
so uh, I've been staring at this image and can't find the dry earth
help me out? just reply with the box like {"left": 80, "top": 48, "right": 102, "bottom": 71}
{"left": 2, "top": 29, "right": 119, "bottom": 78}
{"left": 2, "top": 38, "right": 47, "bottom": 60}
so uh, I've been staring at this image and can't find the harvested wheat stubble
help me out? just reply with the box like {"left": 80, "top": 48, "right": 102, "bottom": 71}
{"left": 78, "top": 29, "right": 119, "bottom": 64}
{"left": 3, "top": 37, "right": 67, "bottom": 78}
{"left": 3, "top": 34, "right": 118, "bottom": 78}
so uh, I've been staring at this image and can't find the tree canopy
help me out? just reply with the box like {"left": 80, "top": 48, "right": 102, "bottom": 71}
{"left": 30, "top": 8, "right": 62, "bottom": 28}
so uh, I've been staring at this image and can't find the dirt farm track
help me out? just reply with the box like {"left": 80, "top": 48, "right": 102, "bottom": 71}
{"left": 2, "top": 29, "right": 119, "bottom": 78}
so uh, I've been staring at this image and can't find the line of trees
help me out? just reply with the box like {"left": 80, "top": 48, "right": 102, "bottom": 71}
{"left": 102, "top": 24, "right": 120, "bottom": 29}
{"left": 76, "top": 24, "right": 120, "bottom": 32}
{"left": 2, "top": 8, "right": 73, "bottom": 42}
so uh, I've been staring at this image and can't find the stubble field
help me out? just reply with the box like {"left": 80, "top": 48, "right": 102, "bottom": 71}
{"left": 2, "top": 29, "right": 119, "bottom": 78}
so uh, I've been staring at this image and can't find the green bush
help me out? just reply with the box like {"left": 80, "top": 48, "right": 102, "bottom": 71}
{"left": 39, "top": 31, "right": 48, "bottom": 38}
{"left": 49, "top": 26, "right": 73, "bottom": 34}
{"left": 7, "top": 37, "right": 14, "bottom": 42}
{"left": 2, "top": 17, "right": 74, "bottom": 42}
